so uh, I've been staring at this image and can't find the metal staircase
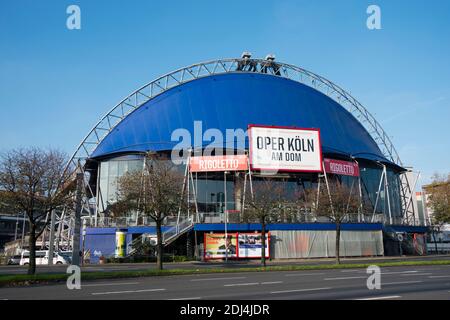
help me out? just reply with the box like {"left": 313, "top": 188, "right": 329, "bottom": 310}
{"left": 162, "top": 216, "right": 194, "bottom": 245}
{"left": 127, "top": 233, "right": 156, "bottom": 257}
{"left": 126, "top": 216, "right": 194, "bottom": 257}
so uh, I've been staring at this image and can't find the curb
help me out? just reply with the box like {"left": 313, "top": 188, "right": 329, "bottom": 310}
{"left": 1, "top": 259, "right": 450, "bottom": 288}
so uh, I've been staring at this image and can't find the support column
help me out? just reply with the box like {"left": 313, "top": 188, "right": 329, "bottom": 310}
{"left": 47, "top": 210, "right": 56, "bottom": 265}
{"left": 322, "top": 161, "right": 335, "bottom": 216}
{"left": 189, "top": 171, "right": 199, "bottom": 221}
{"left": 71, "top": 172, "right": 83, "bottom": 267}
{"left": 94, "top": 163, "right": 102, "bottom": 227}
{"left": 382, "top": 164, "right": 393, "bottom": 225}
{"left": 234, "top": 172, "right": 243, "bottom": 222}
{"left": 372, "top": 167, "right": 385, "bottom": 223}
{"left": 242, "top": 173, "right": 248, "bottom": 219}
{"left": 224, "top": 171, "right": 228, "bottom": 262}
{"left": 178, "top": 151, "right": 190, "bottom": 225}
{"left": 41, "top": 212, "right": 50, "bottom": 250}
{"left": 352, "top": 158, "right": 364, "bottom": 222}
{"left": 186, "top": 232, "right": 193, "bottom": 258}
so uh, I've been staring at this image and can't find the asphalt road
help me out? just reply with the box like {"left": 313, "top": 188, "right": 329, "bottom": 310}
{"left": 2, "top": 254, "right": 450, "bottom": 275}
{"left": 1, "top": 264, "right": 450, "bottom": 300}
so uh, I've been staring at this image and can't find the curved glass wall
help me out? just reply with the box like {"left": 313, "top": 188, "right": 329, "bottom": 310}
{"left": 96, "top": 154, "right": 405, "bottom": 225}
{"left": 98, "top": 155, "right": 144, "bottom": 213}
{"left": 359, "top": 161, "right": 403, "bottom": 224}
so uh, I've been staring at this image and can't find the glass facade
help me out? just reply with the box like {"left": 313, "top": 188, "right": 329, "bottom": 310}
{"left": 96, "top": 154, "right": 405, "bottom": 225}
{"left": 359, "top": 162, "right": 403, "bottom": 223}
{"left": 98, "top": 155, "right": 144, "bottom": 212}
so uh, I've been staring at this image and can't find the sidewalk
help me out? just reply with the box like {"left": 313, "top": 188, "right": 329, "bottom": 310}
{"left": 191, "top": 253, "right": 450, "bottom": 267}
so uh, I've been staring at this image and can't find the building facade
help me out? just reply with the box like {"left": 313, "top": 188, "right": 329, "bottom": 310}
{"left": 61, "top": 57, "right": 428, "bottom": 261}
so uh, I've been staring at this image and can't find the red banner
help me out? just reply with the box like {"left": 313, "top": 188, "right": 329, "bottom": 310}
{"left": 323, "top": 158, "right": 359, "bottom": 177}
{"left": 189, "top": 155, "right": 248, "bottom": 172}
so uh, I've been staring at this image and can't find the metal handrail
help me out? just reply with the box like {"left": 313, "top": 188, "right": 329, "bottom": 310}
{"left": 162, "top": 216, "right": 194, "bottom": 244}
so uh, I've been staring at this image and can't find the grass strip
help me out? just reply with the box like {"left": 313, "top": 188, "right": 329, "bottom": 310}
{"left": 1, "top": 259, "right": 449, "bottom": 287}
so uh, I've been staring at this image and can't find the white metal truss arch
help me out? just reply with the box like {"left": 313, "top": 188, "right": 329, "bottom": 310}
{"left": 67, "top": 58, "right": 403, "bottom": 172}
{"left": 61, "top": 57, "right": 416, "bottom": 234}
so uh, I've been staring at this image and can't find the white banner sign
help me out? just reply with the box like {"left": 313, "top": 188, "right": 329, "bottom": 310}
{"left": 238, "top": 233, "right": 269, "bottom": 258}
{"left": 249, "top": 125, "right": 322, "bottom": 172}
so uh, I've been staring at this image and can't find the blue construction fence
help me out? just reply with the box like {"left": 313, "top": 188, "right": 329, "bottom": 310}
{"left": 82, "top": 223, "right": 429, "bottom": 263}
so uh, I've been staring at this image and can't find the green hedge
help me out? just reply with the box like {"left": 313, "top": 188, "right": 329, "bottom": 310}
{"left": 1, "top": 259, "right": 450, "bottom": 287}
{"left": 106, "top": 255, "right": 194, "bottom": 264}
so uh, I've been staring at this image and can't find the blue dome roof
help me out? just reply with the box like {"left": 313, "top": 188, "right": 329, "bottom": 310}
{"left": 91, "top": 72, "right": 387, "bottom": 162}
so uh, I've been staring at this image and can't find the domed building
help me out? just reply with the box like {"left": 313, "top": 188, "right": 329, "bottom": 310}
{"left": 65, "top": 55, "right": 428, "bottom": 262}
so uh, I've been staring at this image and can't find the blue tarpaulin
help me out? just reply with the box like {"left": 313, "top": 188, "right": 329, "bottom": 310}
{"left": 91, "top": 73, "right": 389, "bottom": 164}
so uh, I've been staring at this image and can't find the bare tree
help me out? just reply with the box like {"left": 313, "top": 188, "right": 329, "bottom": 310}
{"left": 313, "top": 180, "right": 360, "bottom": 264}
{"left": 426, "top": 173, "right": 450, "bottom": 253}
{"left": 427, "top": 174, "right": 450, "bottom": 223}
{"left": 117, "top": 153, "right": 185, "bottom": 270}
{"left": 243, "top": 179, "right": 284, "bottom": 267}
{"left": 0, "top": 148, "right": 73, "bottom": 274}
{"left": 292, "top": 186, "right": 320, "bottom": 223}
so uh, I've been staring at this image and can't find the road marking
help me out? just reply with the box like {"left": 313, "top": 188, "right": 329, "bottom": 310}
{"left": 91, "top": 288, "right": 166, "bottom": 296}
{"left": 191, "top": 277, "right": 246, "bottom": 282}
{"left": 429, "top": 275, "right": 450, "bottom": 279}
{"left": 169, "top": 297, "right": 202, "bottom": 300}
{"left": 324, "top": 276, "right": 366, "bottom": 281}
{"left": 382, "top": 281, "right": 422, "bottom": 286}
{"left": 224, "top": 282, "right": 259, "bottom": 287}
{"left": 270, "top": 287, "right": 332, "bottom": 294}
{"left": 83, "top": 282, "right": 139, "bottom": 287}
{"left": 340, "top": 269, "right": 362, "bottom": 273}
{"left": 285, "top": 273, "right": 325, "bottom": 277}
{"left": 400, "top": 273, "right": 432, "bottom": 277}
{"left": 261, "top": 281, "right": 283, "bottom": 285}
{"left": 357, "top": 295, "right": 401, "bottom": 300}
{"left": 223, "top": 281, "right": 283, "bottom": 287}
{"left": 380, "top": 271, "right": 418, "bottom": 275}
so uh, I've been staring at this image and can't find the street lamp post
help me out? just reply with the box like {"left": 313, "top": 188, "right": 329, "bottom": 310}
{"left": 21, "top": 212, "right": 26, "bottom": 250}
{"left": 224, "top": 171, "right": 228, "bottom": 262}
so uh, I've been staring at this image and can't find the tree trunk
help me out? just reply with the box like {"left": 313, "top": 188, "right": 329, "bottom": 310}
{"left": 156, "top": 220, "right": 163, "bottom": 270}
{"left": 335, "top": 222, "right": 341, "bottom": 265}
{"left": 186, "top": 231, "right": 193, "bottom": 259}
{"left": 28, "top": 223, "right": 37, "bottom": 275}
{"left": 432, "top": 229, "right": 439, "bottom": 254}
{"left": 261, "top": 217, "right": 266, "bottom": 267}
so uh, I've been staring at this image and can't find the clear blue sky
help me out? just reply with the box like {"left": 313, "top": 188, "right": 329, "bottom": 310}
{"left": 1, "top": 0, "right": 449, "bottom": 187}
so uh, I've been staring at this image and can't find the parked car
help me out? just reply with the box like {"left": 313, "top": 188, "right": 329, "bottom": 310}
{"left": 19, "top": 250, "right": 71, "bottom": 265}
{"left": 7, "top": 255, "right": 22, "bottom": 265}
{"left": 58, "top": 251, "right": 73, "bottom": 264}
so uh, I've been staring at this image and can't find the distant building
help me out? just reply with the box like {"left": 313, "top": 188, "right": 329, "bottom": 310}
{"left": 0, "top": 214, "right": 27, "bottom": 253}
{"left": 421, "top": 181, "right": 450, "bottom": 244}
{"left": 422, "top": 180, "right": 450, "bottom": 224}
{"left": 404, "top": 169, "right": 423, "bottom": 225}
{"left": 414, "top": 191, "right": 429, "bottom": 226}
{"left": 48, "top": 56, "right": 431, "bottom": 260}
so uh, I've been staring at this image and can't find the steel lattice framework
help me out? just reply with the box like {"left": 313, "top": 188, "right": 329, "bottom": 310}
{"left": 68, "top": 58, "right": 403, "bottom": 169}
{"left": 58, "top": 58, "right": 416, "bottom": 248}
